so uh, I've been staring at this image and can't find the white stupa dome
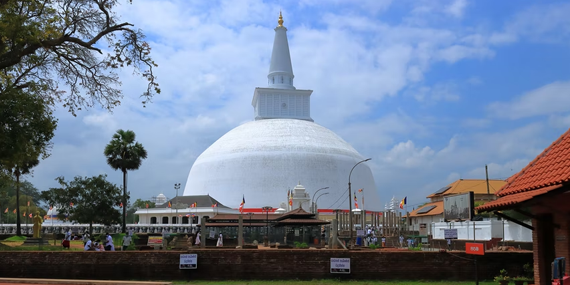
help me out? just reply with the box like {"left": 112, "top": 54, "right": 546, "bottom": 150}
{"left": 155, "top": 193, "right": 167, "bottom": 205}
{"left": 183, "top": 14, "right": 381, "bottom": 210}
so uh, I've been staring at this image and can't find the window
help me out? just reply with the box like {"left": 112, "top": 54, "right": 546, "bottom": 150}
{"left": 162, "top": 217, "right": 169, "bottom": 224}
{"left": 172, "top": 217, "right": 177, "bottom": 224}
{"left": 182, "top": 216, "right": 189, "bottom": 224}
{"left": 150, "top": 217, "right": 157, "bottom": 224}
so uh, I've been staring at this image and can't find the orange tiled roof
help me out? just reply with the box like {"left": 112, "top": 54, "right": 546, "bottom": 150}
{"left": 409, "top": 201, "right": 444, "bottom": 217}
{"left": 477, "top": 127, "right": 570, "bottom": 212}
{"left": 426, "top": 179, "right": 506, "bottom": 199}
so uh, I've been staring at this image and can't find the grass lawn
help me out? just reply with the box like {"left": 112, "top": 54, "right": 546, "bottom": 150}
{"left": 172, "top": 281, "right": 496, "bottom": 285}
{"left": 0, "top": 240, "right": 84, "bottom": 251}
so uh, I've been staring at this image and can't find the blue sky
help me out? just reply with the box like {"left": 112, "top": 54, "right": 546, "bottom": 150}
{"left": 27, "top": 0, "right": 570, "bottom": 211}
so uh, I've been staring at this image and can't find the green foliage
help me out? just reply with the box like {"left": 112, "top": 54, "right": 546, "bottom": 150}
{"left": 40, "top": 174, "right": 123, "bottom": 232}
{"left": 369, "top": 244, "right": 378, "bottom": 250}
{"left": 4, "top": 235, "right": 26, "bottom": 241}
{"left": 523, "top": 263, "right": 534, "bottom": 280}
{"left": 294, "top": 242, "right": 308, "bottom": 249}
{"left": 0, "top": 0, "right": 160, "bottom": 115}
{"left": 494, "top": 269, "right": 510, "bottom": 282}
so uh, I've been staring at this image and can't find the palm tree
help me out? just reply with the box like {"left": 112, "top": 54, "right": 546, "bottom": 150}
{"left": 104, "top": 129, "right": 147, "bottom": 233}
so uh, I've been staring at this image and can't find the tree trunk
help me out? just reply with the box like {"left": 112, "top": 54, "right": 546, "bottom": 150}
{"left": 89, "top": 221, "right": 93, "bottom": 237}
{"left": 122, "top": 169, "right": 127, "bottom": 233}
{"left": 15, "top": 170, "right": 21, "bottom": 236}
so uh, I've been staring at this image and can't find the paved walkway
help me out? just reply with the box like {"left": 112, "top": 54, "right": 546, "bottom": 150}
{"left": 0, "top": 279, "right": 171, "bottom": 285}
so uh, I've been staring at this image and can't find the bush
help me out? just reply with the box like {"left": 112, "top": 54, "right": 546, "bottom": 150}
{"left": 4, "top": 236, "right": 27, "bottom": 241}
{"left": 369, "top": 244, "right": 378, "bottom": 250}
{"left": 294, "top": 242, "right": 308, "bottom": 249}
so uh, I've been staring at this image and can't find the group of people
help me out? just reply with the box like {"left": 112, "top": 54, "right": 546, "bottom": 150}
{"left": 185, "top": 230, "right": 224, "bottom": 247}
{"left": 80, "top": 231, "right": 133, "bottom": 251}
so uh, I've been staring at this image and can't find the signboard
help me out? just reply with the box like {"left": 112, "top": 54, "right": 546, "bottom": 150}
{"left": 179, "top": 254, "right": 198, "bottom": 269}
{"left": 444, "top": 229, "right": 458, "bottom": 239}
{"left": 465, "top": 243, "right": 485, "bottom": 256}
{"left": 443, "top": 191, "right": 474, "bottom": 221}
{"left": 356, "top": 230, "right": 365, "bottom": 236}
{"left": 209, "top": 231, "right": 215, "bottom": 239}
{"left": 147, "top": 236, "right": 163, "bottom": 246}
{"left": 330, "top": 258, "right": 350, "bottom": 274}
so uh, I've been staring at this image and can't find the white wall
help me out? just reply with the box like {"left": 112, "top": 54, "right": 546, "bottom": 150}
{"left": 430, "top": 220, "right": 532, "bottom": 242}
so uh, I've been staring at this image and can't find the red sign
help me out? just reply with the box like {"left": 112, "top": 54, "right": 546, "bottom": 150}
{"left": 465, "top": 243, "right": 485, "bottom": 255}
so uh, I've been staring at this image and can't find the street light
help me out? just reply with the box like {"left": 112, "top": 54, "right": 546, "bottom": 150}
{"left": 314, "top": 192, "right": 329, "bottom": 218}
{"left": 348, "top": 158, "right": 371, "bottom": 246}
{"left": 174, "top": 183, "right": 181, "bottom": 224}
{"left": 311, "top": 187, "right": 329, "bottom": 213}
{"left": 261, "top": 206, "right": 273, "bottom": 246}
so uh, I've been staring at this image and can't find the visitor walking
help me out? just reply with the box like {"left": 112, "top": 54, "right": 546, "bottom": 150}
{"left": 104, "top": 232, "right": 115, "bottom": 251}
{"left": 216, "top": 232, "right": 223, "bottom": 247}
{"left": 195, "top": 230, "right": 201, "bottom": 246}
{"left": 122, "top": 233, "right": 132, "bottom": 251}
{"left": 82, "top": 231, "right": 90, "bottom": 246}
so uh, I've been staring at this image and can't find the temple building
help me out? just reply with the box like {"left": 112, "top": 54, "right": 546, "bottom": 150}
{"left": 183, "top": 13, "right": 381, "bottom": 210}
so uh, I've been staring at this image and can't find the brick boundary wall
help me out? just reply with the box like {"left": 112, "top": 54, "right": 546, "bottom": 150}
{"left": 0, "top": 250, "right": 532, "bottom": 281}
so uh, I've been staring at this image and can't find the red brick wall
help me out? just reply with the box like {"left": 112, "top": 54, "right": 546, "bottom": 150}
{"left": 0, "top": 250, "right": 531, "bottom": 281}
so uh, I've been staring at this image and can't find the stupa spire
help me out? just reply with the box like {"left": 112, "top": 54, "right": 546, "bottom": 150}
{"left": 268, "top": 11, "right": 295, "bottom": 90}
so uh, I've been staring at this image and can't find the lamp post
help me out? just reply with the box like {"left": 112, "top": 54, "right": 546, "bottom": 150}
{"left": 348, "top": 158, "right": 371, "bottom": 246}
{"left": 311, "top": 187, "right": 329, "bottom": 213}
{"left": 261, "top": 206, "right": 273, "bottom": 246}
{"left": 174, "top": 183, "right": 181, "bottom": 224}
{"left": 315, "top": 192, "right": 329, "bottom": 218}
{"left": 247, "top": 212, "right": 253, "bottom": 242}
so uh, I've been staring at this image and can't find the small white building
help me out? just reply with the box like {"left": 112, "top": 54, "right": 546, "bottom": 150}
{"left": 135, "top": 194, "right": 239, "bottom": 225}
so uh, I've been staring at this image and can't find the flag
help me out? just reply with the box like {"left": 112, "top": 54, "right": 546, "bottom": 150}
{"left": 354, "top": 194, "right": 358, "bottom": 209}
{"left": 288, "top": 190, "right": 292, "bottom": 206}
{"left": 70, "top": 202, "right": 74, "bottom": 207}
{"left": 399, "top": 197, "right": 407, "bottom": 209}
{"left": 178, "top": 214, "right": 182, "bottom": 217}
{"left": 212, "top": 203, "right": 218, "bottom": 208}
{"left": 119, "top": 202, "right": 123, "bottom": 208}
{"left": 27, "top": 201, "right": 30, "bottom": 207}
{"left": 23, "top": 211, "right": 26, "bottom": 217}
{"left": 239, "top": 195, "right": 245, "bottom": 212}
{"left": 29, "top": 213, "right": 32, "bottom": 218}
{"left": 185, "top": 214, "right": 190, "bottom": 217}
{"left": 191, "top": 213, "right": 195, "bottom": 217}
{"left": 358, "top": 188, "right": 363, "bottom": 193}
{"left": 4, "top": 208, "right": 7, "bottom": 213}
{"left": 168, "top": 201, "right": 172, "bottom": 208}
{"left": 13, "top": 209, "right": 16, "bottom": 213}
{"left": 191, "top": 202, "right": 197, "bottom": 208}
{"left": 145, "top": 203, "right": 149, "bottom": 209}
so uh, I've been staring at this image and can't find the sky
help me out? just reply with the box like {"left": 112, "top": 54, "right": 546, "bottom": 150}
{"left": 26, "top": 0, "right": 570, "bottom": 211}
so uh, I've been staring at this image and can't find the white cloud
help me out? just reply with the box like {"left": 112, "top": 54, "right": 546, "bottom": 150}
{"left": 488, "top": 81, "right": 570, "bottom": 119}
{"left": 410, "top": 82, "right": 461, "bottom": 102}
{"left": 445, "top": 0, "right": 468, "bottom": 18}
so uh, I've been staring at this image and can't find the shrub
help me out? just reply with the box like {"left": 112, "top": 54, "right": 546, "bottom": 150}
{"left": 369, "top": 244, "right": 378, "bottom": 250}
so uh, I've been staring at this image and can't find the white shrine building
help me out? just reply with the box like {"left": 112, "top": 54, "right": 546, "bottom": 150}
{"left": 182, "top": 13, "right": 381, "bottom": 210}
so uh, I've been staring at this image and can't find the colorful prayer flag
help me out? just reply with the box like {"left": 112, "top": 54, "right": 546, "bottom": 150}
{"left": 23, "top": 211, "right": 26, "bottom": 217}
{"left": 288, "top": 190, "right": 293, "bottom": 206}
{"left": 399, "top": 197, "right": 407, "bottom": 209}
{"left": 70, "top": 202, "right": 74, "bottom": 207}
{"left": 358, "top": 188, "right": 363, "bottom": 193}
{"left": 119, "top": 202, "right": 123, "bottom": 208}
{"left": 145, "top": 203, "right": 149, "bottom": 209}
{"left": 185, "top": 214, "right": 190, "bottom": 217}
{"left": 239, "top": 195, "right": 245, "bottom": 212}
{"left": 168, "top": 201, "right": 172, "bottom": 208}
{"left": 354, "top": 194, "right": 358, "bottom": 209}
{"left": 13, "top": 209, "right": 16, "bottom": 213}
{"left": 29, "top": 213, "right": 32, "bottom": 218}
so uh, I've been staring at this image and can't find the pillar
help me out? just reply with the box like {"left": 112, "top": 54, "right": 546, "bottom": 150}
{"left": 238, "top": 215, "right": 243, "bottom": 248}
{"left": 201, "top": 217, "right": 206, "bottom": 248}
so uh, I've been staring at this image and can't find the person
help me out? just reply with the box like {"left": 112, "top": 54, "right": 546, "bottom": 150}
{"left": 84, "top": 238, "right": 93, "bottom": 251}
{"left": 104, "top": 232, "right": 115, "bottom": 251}
{"left": 195, "top": 230, "right": 201, "bottom": 246}
{"left": 62, "top": 228, "right": 72, "bottom": 249}
{"left": 216, "top": 232, "right": 223, "bottom": 247}
{"left": 94, "top": 240, "right": 105, "bottom": 251}
{"left": 122, "top": 233, "right": 132, "bottom": 251}
{"left": 162, "top": 228, "right": 169, "bottom": 249}
{"left": 82, "top": 231, "right": 90, "bottom": 246}
{"left": 447, "top": 238, "right": 452, "bottom": 250}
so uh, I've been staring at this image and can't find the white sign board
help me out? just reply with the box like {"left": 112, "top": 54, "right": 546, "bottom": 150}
{"left": 356, "top": 230, "right": 365, "bottom": 236}
{"left": 444, "top": 229, "right": 458, "bottom": 239}
{"left": 330, "top": 258, "right": 350, "bottom": 274}
{"left": 179, "top": 254, "right": 197, "bottom": 269}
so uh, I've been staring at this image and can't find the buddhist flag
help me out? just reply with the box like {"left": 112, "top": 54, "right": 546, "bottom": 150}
{"left": 27, "top": 201, "right": 30, "bottom": 207}
{"left": 185, "top": 214, "right": 190, "bottom": 217}
{"left": 23, "top": 211, "right": 26, "bottom": 217}
{"left": 70, "top": 202, "right": 74, "bottom": 207}
{"left": 29, "top": 213, "right": 32, "bottom": 218}
{"left": 399, "top": 197, "right": 407, "bottom": 209}
{"left": 168, "top": 201, "right": 172, "bottom": 208}
{"left": 354, "top": 194, "right": 358, "bottom": 209}
{"left": 358, "top": 188, "right": 363, "bottom": 193}
{"left": 13, "top": 209, "right": 16, "bottom": 213}
{"left": 288, "top": 190, "right": 293, "bottom": 206}
{"left": 212, "top": 203, "right": 218, "bottom": 208}
{"left": 239, "top": 195, "right": 245, "bottom": 212}
{"left": 145, "top": 203, "right": 149, "bottom": 209}
{"left": 4, "top": 208, "right": 7, "bottom": 213}
{"left": 119, "top": 202, "right": 123, "bottom": 208}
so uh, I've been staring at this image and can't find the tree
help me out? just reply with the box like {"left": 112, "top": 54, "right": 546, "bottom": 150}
{"left": 0, "top": 88, "right": 56, "bottom": 235}
{"left": 104, "top": 129, "right": 147, "bottom": 233}
{"left": 0, "top": 0, "right": 160, "bottom": 115}
{"left": 128, "top": 198, "right": 154, "bottom": 223}
{"left": 40, "top": 174, "right": 123, "bottom": 234}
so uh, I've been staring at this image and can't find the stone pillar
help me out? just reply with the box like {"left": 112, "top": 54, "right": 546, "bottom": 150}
{"left": 238, "top": 215, "right": 243, "bottom": 248}
{"left": 331, "top": 219, "right": 338, "bottom": 249}
{"left": 201, "top": 217, "right": 206, "bottom": 248}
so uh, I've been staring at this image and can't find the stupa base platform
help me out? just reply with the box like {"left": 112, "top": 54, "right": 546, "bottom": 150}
{"left": 22, "top": 238, "right": 51, "bottom": 246}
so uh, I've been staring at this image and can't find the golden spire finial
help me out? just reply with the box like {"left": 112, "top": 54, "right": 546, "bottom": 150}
{"left": 278, "top": 11, "right": 284, "bottom": 27}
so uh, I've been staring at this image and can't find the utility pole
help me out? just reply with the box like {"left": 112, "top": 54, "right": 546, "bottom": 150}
{"left": 348, "top": 158, "right": 371, "bottom": 246}
{"left": 485, "top": 165, "right": 490, "bottom": 195}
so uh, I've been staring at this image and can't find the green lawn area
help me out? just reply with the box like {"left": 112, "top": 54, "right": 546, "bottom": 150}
{"left": 173, "top": 281, "right": 496, "bottom": 285}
